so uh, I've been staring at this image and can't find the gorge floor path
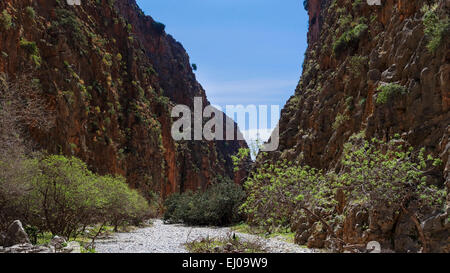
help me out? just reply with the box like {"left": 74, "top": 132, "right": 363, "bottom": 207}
{"left": 95, "top": 219, "right": 317, "bottom": 253}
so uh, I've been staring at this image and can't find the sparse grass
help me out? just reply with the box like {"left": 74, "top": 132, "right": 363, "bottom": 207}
{"left": 164, "top": 181, "right": 245, "bottom": 226}
{"left": 185, "top": 233, "right": 267, "bottom": 253}
{"left": 33, "top": 223, "right": 146, "bottom": 253}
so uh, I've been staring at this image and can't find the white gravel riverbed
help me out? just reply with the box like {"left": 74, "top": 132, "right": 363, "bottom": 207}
{"left": 95, "top": 219, "right": 318, "bottom": 253}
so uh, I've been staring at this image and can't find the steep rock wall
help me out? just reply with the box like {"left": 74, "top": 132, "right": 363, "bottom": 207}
{"left": 0, "top": 0, "right": 247, "bottom": 199}
{"left": 260, "top": 0, "right": 449, "bottom": 252}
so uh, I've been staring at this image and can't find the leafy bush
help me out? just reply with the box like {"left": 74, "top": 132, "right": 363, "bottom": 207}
{"left": 90, "top": 174, "right": 150, "bottom": 229}
{"left": 242, "top": 136, "right": 446, "bottom": 235}
{"left": 0, "top": 10, "right": 12, "bottom": 30}
{"left": 1, "top": 76, "right": 147, "bottom": 238}
{"left": 376, "top": 83, "right": 406, "bottom": 104}
{"left": 333, "top": 23, "right": 368, "bottom": 55}
{"left": 1, "top": 155, "right": 149, "bottom": 239}
{"left": 242, "top": 160, "right": 330, "bottom": 232}
{"left": 164, "top": 181, "right": 245, "bottom": 226}
{"left": 422, "top": 4, "right": 450, "bottom": 53}
{"left": 337, "top": 137, "right": 444, "bottom": 210}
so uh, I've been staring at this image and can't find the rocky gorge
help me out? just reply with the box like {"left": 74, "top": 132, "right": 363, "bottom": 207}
{"left": 0, "top": 0, "right": 247, "bottom": 200}
{"left": 0, "top": 0, "right": 449, "bottom": 254}
{"left": 254, "top": 0, "right": 449, "bottom": 252}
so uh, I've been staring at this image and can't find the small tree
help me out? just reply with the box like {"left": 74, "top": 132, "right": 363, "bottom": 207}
{"left": 164, "top": 181, "right": 245, "bottom": 226}
{"left": 22, "top": 155, "right": 149, "bottom": 239}
{"left": 242, "top": 135, "right": 446, "bottom": 248}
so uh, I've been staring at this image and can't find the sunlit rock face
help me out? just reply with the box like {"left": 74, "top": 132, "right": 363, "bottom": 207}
{"left": 0, "top": 0, "right": 248, "bottom": 198}
{"left": 258, "top": 0, "right": 449, "bottom": 252}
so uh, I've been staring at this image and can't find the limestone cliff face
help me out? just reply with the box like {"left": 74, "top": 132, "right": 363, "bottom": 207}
{"left": 276, "top": 0, "right": 449, "bottom": 180}
{"left": 0, "top": 0, "right": 247, "bottom": 199}
{"left": 261, "top": 0, "right": 449, "bottom": 252}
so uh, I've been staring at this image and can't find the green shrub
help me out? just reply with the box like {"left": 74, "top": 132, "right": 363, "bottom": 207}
{"left": 0, "top": 10, "right": 12, "bottom": 30}
{"left": 19, "top": 38, "right": 38, "bottom": 55}
{"left": 11, "top": 155, "right": 150, "bottom": 239}
{"left": 422, "top": 4, "right": 450, "bottom": 53}
{"left": 19, "top": 38, "right": 41, "bottom": 67}
{"left": 332, "top": 113, "right": 349, "bottom": 130}
{"left": 242, "top": 136, "right": 446, "bottom": 233}
{"left": 375, "top": 83, "right": 406, "bottom": 104}
{"left": 25, "top": 6, "right": 35, "bottom": 20}
{"left": 186, "top": 233, "right": 267, "bottom": 253}
{"left": 52, "top": 8, "right": 87, "bottom": 47}
{"left": 164, "top": 181, "right": 245, "bottom": 226}
{"left": 95, "top": 175, "right": 150, "bottom": 228}
{"left": 333, "top": 23, "right": 368, "bottom": 55}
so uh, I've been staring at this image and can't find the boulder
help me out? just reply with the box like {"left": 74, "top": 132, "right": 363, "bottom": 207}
{"left": 49, "top": 236, "right": 67, "bottom": 250}
{"left": 3, "top": 220, "right": 31, "bottom": 247}
{"left": 0, "top": 243, "right": 55, "bottom": 253}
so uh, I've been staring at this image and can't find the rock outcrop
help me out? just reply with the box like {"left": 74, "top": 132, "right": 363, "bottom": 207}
{"left": 3, "top": 220, "right": 30, "bottom": 247}
{"left": 0, "top": 0, "right": 247, "bottom": 198}
{"left": 260, "top": 0, "right": 449, "bottom": 252}
{"left": 0, "top": 229, "right": 82, "bottom": 253}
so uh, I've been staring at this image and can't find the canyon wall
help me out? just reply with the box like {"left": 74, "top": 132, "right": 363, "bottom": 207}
{"left": 0, "top": 0, "right": 247, "bottom": 199}
{"left": 259, "top": 0, "right": 449, "bottom": 252}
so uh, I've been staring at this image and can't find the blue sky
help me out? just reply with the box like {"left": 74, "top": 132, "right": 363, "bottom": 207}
{"left": 136, "top": 0, "right": 309, "bottom": 142}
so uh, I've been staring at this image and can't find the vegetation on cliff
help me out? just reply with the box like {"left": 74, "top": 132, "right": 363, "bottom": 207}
{"left": 252, "top": 0, "right": 449, "bottom": 252}
{"left": 243, "top": 134, "right": 446, "bottom": 251}
{"left": 422, "top": 3, "right": 450, "bottom": 52}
